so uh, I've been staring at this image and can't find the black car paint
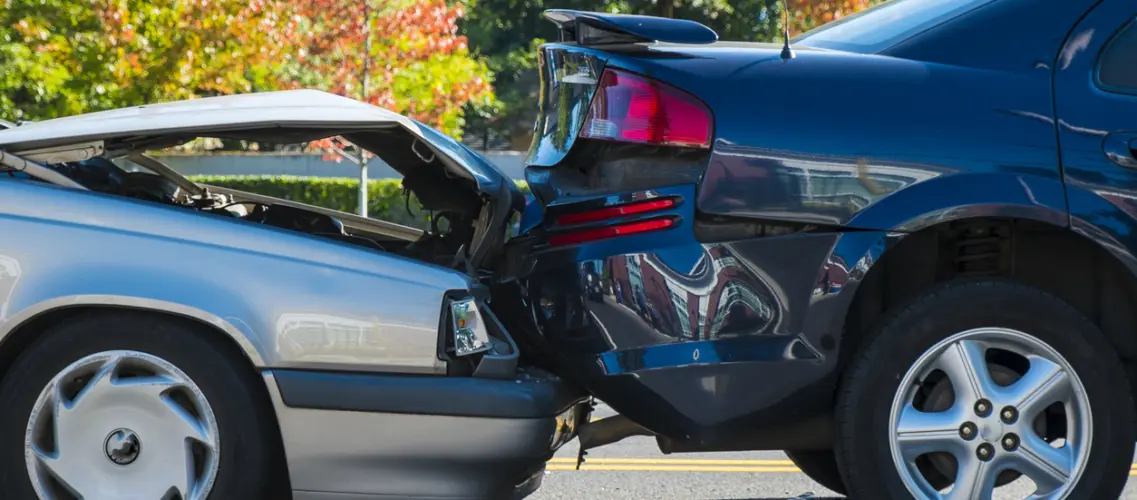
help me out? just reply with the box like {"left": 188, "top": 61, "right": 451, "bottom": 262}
{"left": 498, "top": 0, "right": 1137, "bottom": 444}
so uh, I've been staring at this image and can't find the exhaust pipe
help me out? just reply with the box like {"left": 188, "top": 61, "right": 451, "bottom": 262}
{"left": 578, "top": 414, "right": 653, "bottom": 451}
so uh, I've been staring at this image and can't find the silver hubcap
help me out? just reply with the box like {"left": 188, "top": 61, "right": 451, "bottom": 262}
{"left": 25, "top": 351, "right": 220, "bottom": 500}
{"left": 889, "top": 328, "right": 1091, "bottom": 500}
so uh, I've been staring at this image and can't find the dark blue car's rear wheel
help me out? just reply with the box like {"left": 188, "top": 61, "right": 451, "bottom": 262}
{"left": 835, "top": 280, "right": 1135, "bottom": 499}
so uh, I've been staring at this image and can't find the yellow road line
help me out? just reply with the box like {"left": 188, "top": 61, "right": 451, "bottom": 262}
{"left": 547, "top": 464, "right": 802, "bottom": 473}
{"left": 548, "top": 458, "right": 796, "bottom": 466}
{"left": 541, "top": 459, "right": 1137, "bottom": 474}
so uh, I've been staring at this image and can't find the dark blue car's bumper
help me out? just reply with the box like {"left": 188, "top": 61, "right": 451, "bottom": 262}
{"left": 496, "top": 183, "right": 882, "bottom": 445}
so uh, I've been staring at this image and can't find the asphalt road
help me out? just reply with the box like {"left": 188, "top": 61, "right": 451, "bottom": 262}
{"left": 530, "top": 404, "right": 1137, "bottom": 500}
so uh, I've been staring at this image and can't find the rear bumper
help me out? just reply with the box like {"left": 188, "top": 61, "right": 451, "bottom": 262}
{"left": 263, "top": 369, "right": 589, "bottom": 500}
{"left": 499, "top": 185, "right": 893, "bottom": 443}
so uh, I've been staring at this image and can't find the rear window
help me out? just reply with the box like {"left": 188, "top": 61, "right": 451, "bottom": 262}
{"left": 794, "top": 0, "right": 996, "bottom": 54}
{"left": 1098, "top": 20, "right": 1137, "bottom": 93}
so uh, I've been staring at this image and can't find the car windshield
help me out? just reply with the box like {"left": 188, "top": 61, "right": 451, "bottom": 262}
{"left": 794, "top": 0, "right": 996, "bottom": 54}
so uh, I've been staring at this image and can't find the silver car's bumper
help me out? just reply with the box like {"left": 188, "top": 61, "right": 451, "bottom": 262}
{"left": 263, "top": 368, "right": 589, "bottom": 500}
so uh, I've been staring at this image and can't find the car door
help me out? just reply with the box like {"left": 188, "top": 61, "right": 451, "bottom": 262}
{"left": 1055, "top": 0, "right": 1137, "bottom": 248}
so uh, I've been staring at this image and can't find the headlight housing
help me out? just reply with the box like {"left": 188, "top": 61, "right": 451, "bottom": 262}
{"left": 449, "top": 297, "right": 492, "bottom": 357}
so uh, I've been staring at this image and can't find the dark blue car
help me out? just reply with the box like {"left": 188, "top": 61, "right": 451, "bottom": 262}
{"left": 493, "top": 0, "right": 1137, "bottom": 498}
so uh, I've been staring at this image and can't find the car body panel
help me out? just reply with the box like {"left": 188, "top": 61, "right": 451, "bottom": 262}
{"left": 263, "top": 371, "right": 584, "bottom": 499}
{"left": 513, "top": 0, "right": 1136, "bottom": 441}
{"left": 1055, "top": 1, "right": 1137, "bottom": 274}
{"left": 597, "top": 44, "right": 1064, "bottom": 228}
{"left": 0, "top": 179, "right": 474, "bottom": 374}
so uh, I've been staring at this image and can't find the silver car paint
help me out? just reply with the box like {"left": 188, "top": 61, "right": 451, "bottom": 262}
{"left": 0, "top": 179, "right": 475, "bottom": 374}
{"left": 262, "top": 371, "right": 556, "bottom": 499}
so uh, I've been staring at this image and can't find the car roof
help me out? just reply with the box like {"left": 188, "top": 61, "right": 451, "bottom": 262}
{"left": 0, "top": 89, "right": 414, "bottom": 150}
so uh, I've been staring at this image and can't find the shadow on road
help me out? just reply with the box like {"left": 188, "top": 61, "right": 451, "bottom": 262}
{"left": 716, "top": 497, "right": 844, "bottom": 500}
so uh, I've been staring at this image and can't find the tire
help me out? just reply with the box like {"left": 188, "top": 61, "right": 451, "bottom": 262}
{"left": 835, "top": 279, "right": 1136, "bottom": 500}
{"left": 786, "top": 449, "right": 847, "bottom": 495}
{"left": 0, "top": 312, "right": 279, "bottom": 499}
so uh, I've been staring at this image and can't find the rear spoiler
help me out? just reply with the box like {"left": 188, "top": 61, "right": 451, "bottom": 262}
{"left": 543, "top": 10, "right": 718, "bottom": 45}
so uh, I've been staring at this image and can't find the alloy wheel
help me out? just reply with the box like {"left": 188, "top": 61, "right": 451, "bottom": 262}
{"left": 888, "top": 327, "right": 1091, "bottom": 500}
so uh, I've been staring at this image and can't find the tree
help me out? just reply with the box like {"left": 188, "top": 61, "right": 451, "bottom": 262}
{"left": 277, "top": 0, "right": 494, "bottom": 139}
{"left": 0, "top": 0, "right": 283, "bottom": 121}
{"left": 461, "top": 0, "right": 883, "bottom": 149}
{"left": 789, "top": 0, "right": 878, "bottom": 35}
{"left": 462, "top": 0, "right": 780, "bottom": 149}
{"left": 1, "top": 0, "right": 491, "bottom": 142}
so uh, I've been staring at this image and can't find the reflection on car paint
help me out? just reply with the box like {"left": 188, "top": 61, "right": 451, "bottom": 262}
{"left": 526, "top": 46, "right": 607, "bottom": 167}
{"left": 0, "top": 255, "right": 19, "bottom": 320}
{"left": 0, "top": 180, "right": 467, "bottom": 374}
{"left": 275, "top": 313, "right": 436, "bottom": 366}
{"left": 598, "top": 246, "right": 779, "bottom": 342}
{"left": 700, "top": 141, "right": 945, "bottom": 226}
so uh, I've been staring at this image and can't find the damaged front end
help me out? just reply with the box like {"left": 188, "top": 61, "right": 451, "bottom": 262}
{"left": 0, "top": 92, "right": 524, "bottom": 281}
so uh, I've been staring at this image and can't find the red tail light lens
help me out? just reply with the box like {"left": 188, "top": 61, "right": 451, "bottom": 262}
{"left": 555, "top": 198, "right": 677, "bottom": 225}
{"left": 581, "top": 68, "right": 713, "bottom": 149}
{"left": 548, "top": 218, "right": 676, "bottom": 246}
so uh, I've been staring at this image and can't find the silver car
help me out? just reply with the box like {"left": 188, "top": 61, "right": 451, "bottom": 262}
{"left": 0, "top": 90, "right": 588, "bottom": 500}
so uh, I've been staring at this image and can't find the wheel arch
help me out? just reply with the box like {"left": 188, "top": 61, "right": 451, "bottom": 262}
{"left": 0, "top": 300, "right": 292, "bottom": 493}
{"left": 838, "top": 215, "right": 1137, "bottom": 402}
{"left": 0, "top": 295, "right": 267, "bottom": 368}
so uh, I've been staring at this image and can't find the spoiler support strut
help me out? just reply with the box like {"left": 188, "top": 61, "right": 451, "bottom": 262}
{"left": 0, "top": 150, "right": 88, "bottom": 190}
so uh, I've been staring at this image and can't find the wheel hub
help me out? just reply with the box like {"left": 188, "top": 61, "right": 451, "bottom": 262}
{"left": 888, "top": 327, "right": 1091, "bottom": 500}
{"left": 978, "top": 421, "right": 1003, "bottom": 443}
{"left": 103, "top": 428, "right": 141, "bottom": 466}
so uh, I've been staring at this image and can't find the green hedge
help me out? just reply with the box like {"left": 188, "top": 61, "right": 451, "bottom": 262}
{"left": 188, "top": 175, "right": 528, "bottom": 229}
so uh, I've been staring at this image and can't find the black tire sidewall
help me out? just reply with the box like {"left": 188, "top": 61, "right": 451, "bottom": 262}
{"left": 785, "top": 449, "right": 847, "bottom": 495}
{"left": 837, "top": 280, "right": 1135, "bottom": 499}
{"left": 0, "top": 312, "right": 274, "bottom": 499}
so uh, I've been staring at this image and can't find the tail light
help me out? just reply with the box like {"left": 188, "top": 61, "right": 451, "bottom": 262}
{"left": 548, "top": 218, "right": 676, "bottom": 246}
{"left": 581, "top": 68, "right": 713, "bottom": 149}
{"left": 448, "top": 298, "right": 492, "bottom": 357}
{"left": 554, "top": 197, "right": 677, "bottom": 225}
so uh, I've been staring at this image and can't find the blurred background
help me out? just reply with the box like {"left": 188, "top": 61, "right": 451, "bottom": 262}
{"left": 0, "top": 0, "right": 880, "bottom": 224}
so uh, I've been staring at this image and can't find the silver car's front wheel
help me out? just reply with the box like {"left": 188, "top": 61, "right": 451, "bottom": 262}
{"left": 25, "top": 350, "right": 221, "bottom": 500}
{"left": 0, "top": 312, "right": 279, "bottom": 499}
{"left": 888, "top": 328, "right": 1091, "bottom": 499}
{"left": 836, "top": 280, "right": 1136, "bottom": 500}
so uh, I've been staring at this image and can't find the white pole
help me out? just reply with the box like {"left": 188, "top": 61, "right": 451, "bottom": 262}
{"left": 359, "top": 156, "right": 369, "bottom": 217}
{"left": 359, "top": 0, "right": 371, "bottom": 219}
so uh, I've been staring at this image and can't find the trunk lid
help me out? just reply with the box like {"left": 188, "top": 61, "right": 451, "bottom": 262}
{"left": 495, "top": 12, "right": 826, "bottom": 443}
